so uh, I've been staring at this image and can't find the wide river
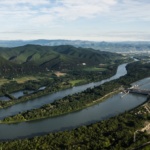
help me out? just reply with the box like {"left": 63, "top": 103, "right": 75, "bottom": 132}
{"left": 0, "top": 62, "right": 149, "bottom": 140}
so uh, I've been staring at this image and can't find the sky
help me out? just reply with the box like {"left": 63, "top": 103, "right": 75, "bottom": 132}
{"left": 0, "top": 0, "right": 150, "bottom": 41}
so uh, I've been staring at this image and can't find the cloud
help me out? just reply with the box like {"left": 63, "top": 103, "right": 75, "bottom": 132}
{"left": 0, "top": 0, "right": 118, "bottom": 33}
{"left": 1, "top": 0, "right": 149, "bottom": 23}
{"left": 0, "top": 0, "right": 117, "bottom": 20}
{"left": 110, "top": 0, "right": 150, "bottom": 22}
{"left": 0, "top": 0, "right": 149, "bottom": 41}
{"left": 0, "top": 0, "right": 50, "bottom": 6}
{"left": 49, "top": 0, "right": 117, "bottom": 20}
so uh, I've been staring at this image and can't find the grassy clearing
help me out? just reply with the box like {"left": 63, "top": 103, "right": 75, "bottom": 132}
{"left": 0, "top": 76, "right": 41, "bottom": 85}
{"left": 69, "top": 79, "right": 87, "bottom": 86}
{"left": 0, "top": 78, "right": 9, "bottom": 85}
{"left": 54, "top": 71, "right": 66, "bottom": 77}
{"left": 13, "top": 76, "right": 40, "bottom": 83}
{"left": 84, "top": 67, "right": 107, "bottom": 72}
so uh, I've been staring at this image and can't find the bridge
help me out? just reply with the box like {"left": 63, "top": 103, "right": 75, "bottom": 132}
{"left": 127, "top": 85, "right": 150, "bottom": 95}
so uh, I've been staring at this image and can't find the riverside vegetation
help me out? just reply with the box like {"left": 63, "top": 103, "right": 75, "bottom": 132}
{"left": 0, "top": 45, "right": 150, "bottom": 149}
{"left": 2, "top": 61, "right": 150, "bottom": 123}
{"left": 0, "top": 61, "right": 119, "bottom": 108}
{"left": 1, "top": 99, "right": 150, "bottom": 150}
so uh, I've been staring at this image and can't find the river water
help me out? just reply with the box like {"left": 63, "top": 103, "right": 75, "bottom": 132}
{"left": 0, "top": 63, "right": 148, "bottom": 140}
{"left": 0, "top": 63, "right": 127, "bottom": 119}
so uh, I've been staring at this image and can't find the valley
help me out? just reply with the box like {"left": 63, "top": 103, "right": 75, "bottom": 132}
{"left": 1, "top": 0, "right": 150, "bottom": 149}
{"left": 0, "top": 44, "right": 150, "bottom": 149}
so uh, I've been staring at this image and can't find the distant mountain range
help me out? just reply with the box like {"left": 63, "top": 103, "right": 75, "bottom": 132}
{"left": 0, "top": 44, "right": 121, "bottom": 77}
{"left": 0, "top": 40, "right": 150, "bottom": 53}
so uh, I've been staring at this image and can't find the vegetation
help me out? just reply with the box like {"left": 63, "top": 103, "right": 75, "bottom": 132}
{"left": 69, "top": 79, "right": 87, "bottom": 86}
{"left": 1, "top": 82, "right": 121, "bottom": 123}
{"left": 1, "top": 45, "right": 150, "bottom": 149}
{"left": 2, "top": 61, "right": 150, "bottom": 123}
{"left": 0, "top": 44, "right": 128, "bottom": 102}
{"left": 0, "top": 59, "right": 120, "bottom": 108}
{"left": 0, "top": 44, "right": 124, "bottom": 77}
{"left": 1, "top": 103, "right": 150, "bottom": 150}
{"left": 83, "top": 66, "right": 107, "bottom": 72}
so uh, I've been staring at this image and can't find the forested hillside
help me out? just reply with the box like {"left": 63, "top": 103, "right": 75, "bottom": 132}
{"left": 0, "top": 44, "right": 122, "bottom": 77}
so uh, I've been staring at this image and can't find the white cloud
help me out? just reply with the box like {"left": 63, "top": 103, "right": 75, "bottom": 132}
{"left": 0, "top": 0, "right": 149, "bottom": 41}
{"left": 0, "top": 0, "right": 118, "bottom": 20}
{"left": 50, "top": 0, "right": 117, "bottom": 20}
{"left": 110, "top": 0, "right": 150, "bottom": 22}
{"left": 1, "top": 0, "right": 149, "bottom": 23}
{"left": 0, "top": 0, "right": 50, "bottom": 6}
{"left": 0, "top": 0, "right": 119, "bottom": 33}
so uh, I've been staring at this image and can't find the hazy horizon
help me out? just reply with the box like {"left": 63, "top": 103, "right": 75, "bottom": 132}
{"left": 0, "top": 39, "right": 150, "bottom": 43}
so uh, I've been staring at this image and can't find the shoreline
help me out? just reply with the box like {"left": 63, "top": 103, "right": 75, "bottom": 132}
{"left": 0, "top": 71, "right": 117, "bottom": 109}
{"left": 1, "top": 88, "right": 149, "bottom": 125}
{"left": 0, "top": 89, "right": 121, "bottom": 124}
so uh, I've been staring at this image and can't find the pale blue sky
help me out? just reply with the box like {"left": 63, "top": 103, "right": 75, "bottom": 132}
{"left": 0, "top": 0, "right": 150, "bottom": 41}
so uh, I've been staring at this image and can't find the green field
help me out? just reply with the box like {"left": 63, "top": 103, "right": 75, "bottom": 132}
{"left": 84, "top": 67, "right": 107, "bottom": 72}
{"left": 69, "top": 79, "right": 87, "bottom": 86}
{"left": 0, "top": 75, "right": 42, "bottom": 85}
{"left": 0, "top": 78, "right": 9, "bottom": 85}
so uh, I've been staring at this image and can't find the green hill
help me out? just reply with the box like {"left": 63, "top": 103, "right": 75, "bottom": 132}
{"left": 0, "top": 44, "right": 122, "bottom": 76}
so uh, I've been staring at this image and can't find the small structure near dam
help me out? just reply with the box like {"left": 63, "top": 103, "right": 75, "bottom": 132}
{"left": 128, "top": 85, "right": 150, "bottom": 96}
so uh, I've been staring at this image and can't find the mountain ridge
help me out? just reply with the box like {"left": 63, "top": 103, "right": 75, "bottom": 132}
{"left": 0, "top": 44, "right": 122, "bottom": 77}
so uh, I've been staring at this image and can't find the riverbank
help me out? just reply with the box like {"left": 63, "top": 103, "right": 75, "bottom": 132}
{"left": 2, "top": 61, "right": 150, "bottom": 124}
{"left": 0, "top": 84, "right": 74, "bottom": 109}
{"left": 0, "top": 63, "right": 128, "bottom": 122}
{"left": 0, "top": 61, "right": 149, "bottom": 142}
{"left": 0, "top": 66, "right": 118, "bottom": 109}
{"left": 0, "top": 97, "right": 149, "bottom": 149}
{"left": 0, "top": 89, "right": 121, "bottom": 124}
{"left": 2, "top": 87, "right": 149, "bottom": 125}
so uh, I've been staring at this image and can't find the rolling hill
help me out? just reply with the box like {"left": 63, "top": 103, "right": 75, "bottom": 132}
{"left": 0, "top": 44, "right": 122, "bottom": 76}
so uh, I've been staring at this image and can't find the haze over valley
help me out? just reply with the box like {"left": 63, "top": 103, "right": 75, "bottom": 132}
{"left": 0, "top": 40, "right": 150, "bottom": 53}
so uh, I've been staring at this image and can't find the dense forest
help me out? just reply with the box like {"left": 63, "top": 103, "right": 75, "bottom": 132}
{"left": 0, "top": 44, "right": 123, "bottom": 77}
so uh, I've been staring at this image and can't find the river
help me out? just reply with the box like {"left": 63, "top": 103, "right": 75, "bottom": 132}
{"left": 0, "top": 62, "right": 148, "bottom": 140}
{"left": 0, "top": 63, "right": 127, "bottom": 119}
